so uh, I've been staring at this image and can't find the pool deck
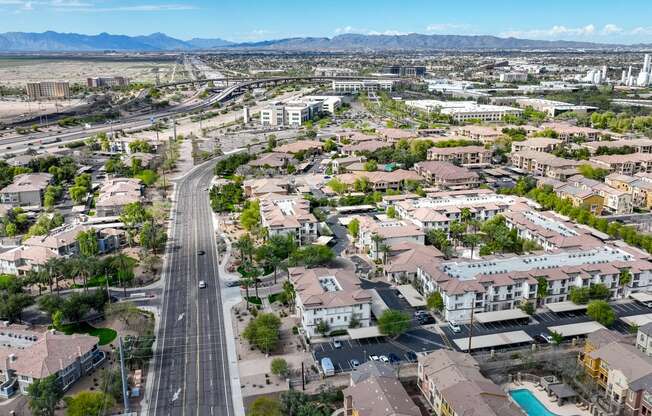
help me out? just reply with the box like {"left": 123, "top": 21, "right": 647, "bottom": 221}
{"left": 507, "top": 381, "right": 591, "bottom": 416}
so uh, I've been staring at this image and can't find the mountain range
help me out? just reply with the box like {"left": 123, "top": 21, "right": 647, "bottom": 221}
{"left": 0, "top": 31, "right": 639, "bottom": 52}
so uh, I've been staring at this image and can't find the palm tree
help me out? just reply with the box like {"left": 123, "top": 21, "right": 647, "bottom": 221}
{"left": 235, "top": 234, "right": 254, "bottom": 263}
{"left": 379, "top": 243, "right": 391, "bottom": 264}
{"left": 370, "top": 233, "right": 383, "bottom": 260}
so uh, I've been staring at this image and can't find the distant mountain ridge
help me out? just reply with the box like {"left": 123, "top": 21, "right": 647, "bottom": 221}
{"left": 0, "top": 30, "right": 638, "bottom": 52}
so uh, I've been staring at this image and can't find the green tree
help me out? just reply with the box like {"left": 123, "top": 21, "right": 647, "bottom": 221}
{"left": 248, "top": 397, "right": 282, "bottom": 416}
{"left": 68, "top": 185, "right": 88, "bottom": 204}
{"left": 27, "top": 375, "right": 63, "bottom": 416}
{"left": 518, "top": 301, "right": 535, "bottom": 316}
{"left": 619, "top": 269, "right": 632, "bottom": 286}
{"left": 112, "top": 254, "right": 135, "bottom": 296}
{"left": 270, "top": 358, "right": 290, "bottom": 378}
{"left": 347, "top": 218, "right": 360, "bottom": 238}
{"left": 327, "top": 178, "right": 348, "bottom": 195}
{"left": 426, "top": 292, "right": 444, "bottom": 312}
{"left": 64, "top": 391, "right": 114, "bottom": 416}
{"left": 323, "top": 139, "right": 337, "bottom": 152}
{"left": 242, "top": 313, "right": 281, "bottom": 353}
{"left": 550, "top": 330, "right": 564, "bottom": 345}
{"left": 587, "top": 300, "right": 616, "bottom": 327}
{"left": 386, "top": 206, "right": 397, "bottom": 218}
{"left": 289, "top": 245, "right": 335, "bottom": 268}
{"left": 139, "top": 220, "right": 167, "bottom": 254}
{"left": 364, "top": 160, "right": 378, "bottom": 171}
{"left": 240, "top": 200, "right": 261, "bottom": 232}
{"left": 76, "top": 230, "right": 99, "bottom": 257}
{"left": 536, "top": 277, "right": 548, "bottom": 302}
{"left": 316, "top": 320, "right": 330, "bottom": 336}
{"left": 377, "top": 309, "right": 410, "bottom": 337}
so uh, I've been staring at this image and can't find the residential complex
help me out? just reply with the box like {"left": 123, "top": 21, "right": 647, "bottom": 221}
{"left": 26, "top": 81, "right": 70, "bottom": 100}
{"left": 511, "top": 150, "right": 580, "bottom": 179}
{"left": 259, "top": 194, "right": 318, "bottom": 245}
{"left": 0, "top": 173, "right": 53, "bottom": 207}
{"left": 95, "top": 177, "right": 142, "bottom": 216}
{"left": 289, "top": 267, "right": 372, "bottom": 338}
{"left": 426, "top": 145, "right": 492, "bottom": 167}
{"left": 414, "top": 161, "right": 480, "bottom": 190}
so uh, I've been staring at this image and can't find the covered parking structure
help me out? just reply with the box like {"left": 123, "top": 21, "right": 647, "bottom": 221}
{"left": 620, "top": 314, "right": 652, "bottom": 327}
{"left": 348, "top": 326, "right": 382, "bottom": 340}
{"left": 453, "top": 330, "right": 533, "bottom": 351}
{"left": 630, "top": 292, "right": 652, "bottom": 306}
{"left": 396, "top": 284, "right": 427, "bottom": 308}
{"left": 546, "top": 301, "right": 587, "bottom": 313}
{"left": 474, "top": 309, "right": 529, "bottom": 324}
{"left": 548, "top": 321, "right": 605, "bottom": 338}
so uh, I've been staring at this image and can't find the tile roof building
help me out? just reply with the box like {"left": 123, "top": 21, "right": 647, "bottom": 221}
{"left": 567, "top": 175, "right": 633, "bottom": 214}
{"left": 590, "top": 153, "right": 652, "bottom": 175}
{"left": 418, "top": 349, "right": 523, "bottom": 416}
{"left": 414, "top": 161, "right": 480, "bottom": 190}
{"left": 0, "top": 324, "right": 105, "bottom": 397}
{"left": 511, "top": 151, "right": 580, "bottom": 180}
{"left": 354, "top": 216, "right": 425, "bottom": 260}
{"left": 426, "top": 145, "right": 492, "bottom": 167}
{"left": 95, "top": 177, "right": 142, "bottom": 217}
{"left": 335, "top": 170, "right": 423, "bottom": 192}
{"left": 288, "top": 267, "right": 372, "bottom": 338}
{"left": 511, "top": 137, "right": 563, "bottom": 153}
{"left": 274, "top": 140, "right": 323, "bottom": 154}
{"left": 259, "top": 194, "right": 318, "bottom": 245}
{"left": 606, "top": 172, "right": 652, "bottom": 209}
{"left": 0, "top": 173, "right": 53, "bottom": 207}
{"left": 0, "top": 245, "right": 58, "bottom": 276}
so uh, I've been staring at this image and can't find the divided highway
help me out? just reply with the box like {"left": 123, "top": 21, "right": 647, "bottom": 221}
{"left": 150, "top": 159, "right": 233, "bottom": 416}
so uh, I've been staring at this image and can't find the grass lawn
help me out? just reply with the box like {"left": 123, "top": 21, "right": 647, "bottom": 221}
{"left": 59, "top": 322, "right": 118, "bottom": 346}
{"left": 245, "top": 296, "right": 262, "bottom": 305}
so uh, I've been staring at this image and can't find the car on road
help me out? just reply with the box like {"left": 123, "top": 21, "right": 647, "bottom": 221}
{"left": 448, "top": 320, "right": 462, "bottom": 333}
{"left": 197, "top": 250, "right": 205, "bottom": 255}
{"left": 225, "top": 280, "right": 241, "bottom": 287}
{"left": 368, "top": 354, "right": 379, "bottom": 361}
{"left": 350, "top": 359, "right": 360, "bottom": 368}
{"left": 379, "top": 355, "right": 389, "bottom": 363}
{"left": 199, "top": 280, "right": 207, "bottom": 289}
{"left": 333, "top": 340, "right": 342, "bottom": 349}
{"left": 387, "top": 353, "right": 400, "bottom": 363}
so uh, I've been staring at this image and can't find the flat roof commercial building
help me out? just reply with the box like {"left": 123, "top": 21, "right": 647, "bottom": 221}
{"left": 512, "top": 97, "right": 598, "bottom": 116}
{"left": 260, "top": 100, "right": 322, "bottom": 127}
{"left": 404, "top": 99, "right": 523, "bottom": 122}
{"left": 332, "top": 80, "right": 394, "bottom": 93}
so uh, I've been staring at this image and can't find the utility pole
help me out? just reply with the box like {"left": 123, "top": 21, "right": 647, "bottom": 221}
{"left": 119, "top": 336, "right": 130, "bottom": 412}
{"left": 301, "top": 362, "right": 305, "bottom": 391}
{"left": 467, "top": 301, "right": 476, "bottom": 354}
{"left": 173, "top": 116, "right": 177, "bottom": 141}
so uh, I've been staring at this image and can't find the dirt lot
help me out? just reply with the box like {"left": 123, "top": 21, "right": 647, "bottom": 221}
{"left": 0, "top": 57, "right": 177, "bottom": 87}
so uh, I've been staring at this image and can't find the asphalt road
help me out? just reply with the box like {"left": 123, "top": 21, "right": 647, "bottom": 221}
{"left": 150, "top": 159, "right": 233, "bottom": 416}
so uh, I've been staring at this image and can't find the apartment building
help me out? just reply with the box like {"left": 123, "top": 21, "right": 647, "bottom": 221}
{"left": 636, "top": 323, "right": 652, "bottom": 356}
{"left": 503, "top": 210, "right": 602, "bottom": 252}
{"left": 95, "top": 177, "right": 142, "bottom": 217}
{"left": 332, "top": 80, "right": 394, "bottom": 93}
{"left": 377, "top": 128, "right": 416, "bottom": 142}
{"left": 454, "top": 125, "right": 504, "bottom": 144}
{"left": 354, "top": 216, "right": 425, "bottom": 260}
{"left": 247, "top": 152, "right": 296, "bottom": 173}
{"left": 26, "top": 81, "right": 70, "bottom": 100}
{"left": 392, "top": 189, "right": 524, "bottom": 234}
{"left": 414, "top": 161, "right": 480, "bottom": 190}
{"left": 288, "top": 267, "right": 372, "bottom": 338}
{"left": 511, "top": 151, "right": 580, "bottom": 179}
{"left": 344, "top": 361, "right": 420, "bottom": 416}
{"left": 341, "top": 140, "right": 393, "bottom": 156}
{"left": 567, "top": 175, "right": 633, "bottom": 214}
{"left": 331, "top": 156, "right": 366, "bottom": 173}
{"left": 86, "top": 76, "right": 129, "bottom": 88}
{"left": 417, "top": 349, "right": 523, "bottom": 416}
{"left": 23, "top": 224, "right": 121, "bottom": 257}
{"left": 590, "top": 153, "right": 652, "bottom": 175}
{"left": 426, "top": 145, "right": 492, "bottom": 167}
{"left": 539, "top": 122, "right": 602, "bottom": 142}
{"left": 511, "top": 138, "right": 563, "bottom": 153}
{"left": 580, "top": 329, "right": 652, "bottom": 415}
{"left": 0, "top": 324, "right": 105, "bottom": 398}
{"left": 0, "top": 173, "right": 53, "bottom": 207}
{"left": 606, "top": 173, "right": 652, "bottom": 209}
{"left": 582, "top": 139, "right": 652, "bottom": 155}
{"left": 0, "top": 245, "right": 57, "bottom": 276}
{"left": 405, "top": 100, "right": 523, "bottom": 123}
{"left": 385, "top": 241, "right": 444, "bottom": 284}
{"left": 259, "top": 194, "right": 318, "bottom": 245}
{"left": 416, "top": 245, "right": 652, "bottom": 322}
{"left": 274, "top": 140, "right": 323, "bottom": 155}
{"left": 335, "top": 169, "right": 423, "bottom": 192}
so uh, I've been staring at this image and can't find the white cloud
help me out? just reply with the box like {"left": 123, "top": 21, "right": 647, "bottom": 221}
{"left": 602, "top": 24, "right": 622, "bottom": 34}
{"left": 367, "top": 29, "right": 407, "bottom": 36}
{"left": 502, "top": 24, "right": 596, "bottom": 39}
{"left": 334, "top": 26, "right": 407, "bottom": 36}
{"left": 631, "top": 27, "right": 652, "bottom": 36}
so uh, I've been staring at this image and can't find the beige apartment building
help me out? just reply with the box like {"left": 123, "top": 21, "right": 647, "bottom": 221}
{"left": 26, "top": 81, "right": 70, "bottom": 100}
{"left": 426, "top": 145, "right": 492, "bottom": 167}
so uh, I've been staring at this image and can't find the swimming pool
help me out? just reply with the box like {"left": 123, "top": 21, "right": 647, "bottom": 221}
{"left": 510, "top": 389, "right": 561, "bottom": 416}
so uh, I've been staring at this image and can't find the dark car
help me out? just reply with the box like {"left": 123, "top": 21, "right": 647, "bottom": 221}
{"left": 197, "top": 250, "right": 205, "bottom": 255}
{"left": 387, "top": 353, "right": 400, "bottom": 363}
{"left": 405, "top": 351, "right": 418, "bottom": 362}
{"left": 226, "top": 280, "right": 241, "bottom": 287}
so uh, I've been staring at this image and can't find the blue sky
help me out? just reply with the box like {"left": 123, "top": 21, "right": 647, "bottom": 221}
{"left": 2, "top": 0, "right": 652, "bottom": 44}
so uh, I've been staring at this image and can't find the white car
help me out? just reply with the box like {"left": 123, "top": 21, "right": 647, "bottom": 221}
{"left": 448, "top": 320, "right": 462, "bottom": 333}
{"left": 198, "top": 280, "right": 207, "bottom": 289}
{"left": 333, "top": 340, "right": 342, "bottom": 349}
{"left": 379, "top": 355, "right": 389, "bottom": 363}
{"left": 368, "top": 355, "right": 379, "bottom": 361}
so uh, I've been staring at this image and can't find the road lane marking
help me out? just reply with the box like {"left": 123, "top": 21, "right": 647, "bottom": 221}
{"left": 178, "top": 313, "right": 185, "bottom": 321}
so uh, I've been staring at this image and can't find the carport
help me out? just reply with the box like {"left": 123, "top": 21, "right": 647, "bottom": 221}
{"left": 546, "top": 301, "right": 587, "bottom": 313}
{"left": 313, "top": 236, "right": 333, "bottom": 246}
{"left": 348, "top": 326, "right": 382, "bottom": 340}
{"left": 453, "top": 330, "right": 533, "bottom": 351}
{"left": 370, "top": 290, "right": 389, "bottom": 319}
{"left": 548, "top": 321, "right": 605, "bottom": 338}
{"left": 396, "top": 285, "right": 427, "bottom": 308}
{"left": 630, "top": 292, "right": 652, "bottom": 304}
{"left": 474, "top": 309, "right": 529, "bottom": 324}
{"left": 621, "top": 314, "right": 652, "bottom": 327}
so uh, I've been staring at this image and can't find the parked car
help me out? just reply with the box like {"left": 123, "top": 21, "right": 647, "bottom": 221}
{"left": 350, "top": 359, "right": 360, "bottom": 368}
{"left": 368, "top": 354, "right": 379, "bottom": 361}
{"left": 333, "top": 340, "right": 342, "bottom": 349}
{"left": 405, "top": 351, "right": 418, "bottom": 362}
{"left": 387, "top": 353, "right": 400, "bottom": 363}
{"left": 448, "top": 320, "right": 462, "bottom": 333}
{"left": 379, "top": 355, "right": 389, "bottom": 363}
{"left": 321, "top": 357, "right": 335, "bottom": 376}
{"left": 539, "top": 333, "right": 554, "bottom": 344}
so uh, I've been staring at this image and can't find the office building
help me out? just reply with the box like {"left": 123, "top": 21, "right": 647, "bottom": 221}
{"left": 86, "top": 76, "right": 129, "bottom": 88}
{"left": 260, "top": 100, "right": 322, "bottom": 127}
{"left": 332, "top": 80, "right": 394, "bottom": 93}
{"left": 380, "top": 65, "right": 426, "bottom": 77}
{"left": 26, "top": 81, "right": 70, "bottom": 100}
{"left": 404, "top": 100, "right": 522, "bottom": 123}
{"left": 499, "top": 72, "right": 528, "bottom": 82}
